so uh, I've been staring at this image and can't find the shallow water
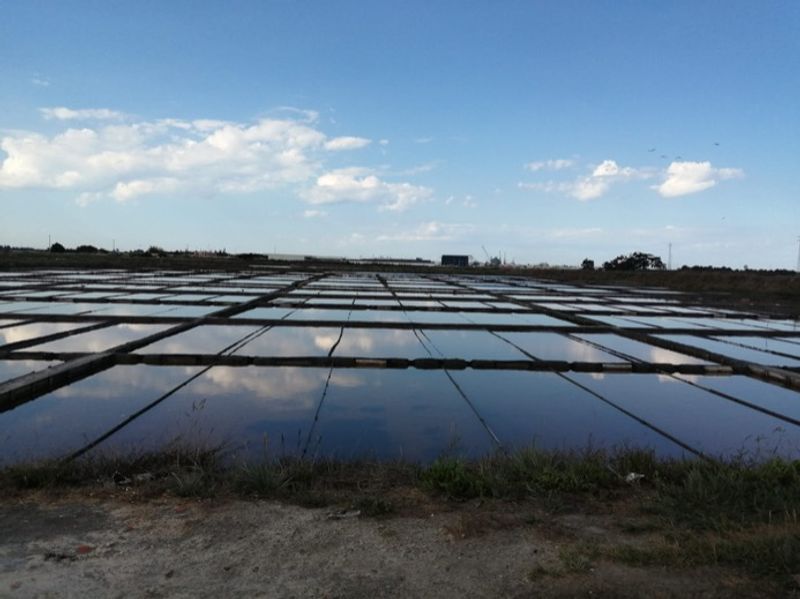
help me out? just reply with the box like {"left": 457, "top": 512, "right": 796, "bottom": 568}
{"left": 1, "top": 269, "right": 799, "bottom": 465}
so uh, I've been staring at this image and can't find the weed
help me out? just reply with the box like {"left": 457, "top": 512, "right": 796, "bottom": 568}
{"left": 1, "top": 461, "right": 82, "bottom": 490}
{"left": 650, "top": 457, "right": 800, "bottom": 530}
{"left": 233, "top": 462, "right": 287, "bottom": 496}
{"left": 618, "top": 519, "right": 661, "bottom": 535}
{"left": 558, "top": 544, "right": 600, "bottom": 573}
{"left": 352, "top": 495, "right": 395, "bottom": 517}
{"left": 293, "top": 489, "right": 332, "bottom": 508}
{"left": 3, "top": 445, "right": 799, "bottom": 540}
{"left": 609, "top": 524, "right": 800, "bottom": 582}
{"left": 420, "top": 457, "right": 486, "bottom": 499}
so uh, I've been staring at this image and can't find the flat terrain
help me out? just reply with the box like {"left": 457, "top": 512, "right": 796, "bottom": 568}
{"left": 2, "top": 250, "right": 798, "bottom": 317}
{"left": 1, "top": 257, "right": 798, "bottom": 597}
{"left": 0, "top": 493, "right": 775, "bottom": 599}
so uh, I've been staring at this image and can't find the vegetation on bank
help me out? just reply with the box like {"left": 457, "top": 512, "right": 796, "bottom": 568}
{"left": 2, "top": 446, "right": 799, "bottom": 590}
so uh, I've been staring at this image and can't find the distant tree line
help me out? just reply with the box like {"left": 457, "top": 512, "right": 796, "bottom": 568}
{"left": 579, "top": 252, "right": 666, "bottom": 271}
{"left": 603, "top": 252, "right": 665, "bottom": 271}
{"left": 678, "top": 265, "right": 797, "bottom": 275}
{"left": 578, "top": 252, "right": 797, "bottom": 274}
{"left": 45, "top": 243, "right": 230, "bottom": 257}
{"left": 49, "top": 242, "right": 108, "bottom": 254}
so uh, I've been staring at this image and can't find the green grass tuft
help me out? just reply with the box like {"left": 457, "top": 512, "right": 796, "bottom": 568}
{"left": 610, "top": 525, "right": 800, "bottom": 580}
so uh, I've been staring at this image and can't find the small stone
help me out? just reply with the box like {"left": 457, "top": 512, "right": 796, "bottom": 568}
{"left": 113, "top": 472, "right": 132, "bottom": 486}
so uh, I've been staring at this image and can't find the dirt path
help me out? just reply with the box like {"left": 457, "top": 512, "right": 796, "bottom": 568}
{"left": 0, "top": 495, "right": 766, "bottom": 598}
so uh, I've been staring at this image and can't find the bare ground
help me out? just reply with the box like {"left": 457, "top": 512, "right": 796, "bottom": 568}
{"left": 0, "top": 493, "right": 778, "bottom": 599}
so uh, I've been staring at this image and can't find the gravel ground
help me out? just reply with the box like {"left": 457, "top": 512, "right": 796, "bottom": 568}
{"left": 0, "top": 495, "right": 764, "bottom": 599}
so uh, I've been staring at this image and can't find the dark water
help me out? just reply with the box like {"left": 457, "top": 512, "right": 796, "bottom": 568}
{"left": 1, "top": 269, "right": 799, "bottom": 464}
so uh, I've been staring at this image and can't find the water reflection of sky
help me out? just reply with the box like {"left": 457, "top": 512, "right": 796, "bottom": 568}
{"left": 333, "top": 328, "right": 423, "bottom": 358}
{"left": 573, "top": 334, "right": 713, "bottom": 364}
{"left": 656, "top": 335, "right": 800, "bottom": 367}
{"left": 3, "top": 269, "right": 800, "bottom": 465}
{"left": 0, "top": 360, "right": 58, "bottom": 383}
{"left": 313, "top": 369, "right": 496, "bottom": 460}
{"left": 675, "top": 375, "right": 800, "bottom": 422}
{"left": 25, "top": 324, "right": 170, "bottom": 353}
{"left": 712, "top": 336, "right": 800, "bottom": 359}
{"left": 501, "top": 332, "right": 623, "bottom": 362}
{"left": 134, "top": 325, "right": 261, "bottom": 354}
{"left": 80, "top": 366, "right": 329, "bottom": 460}
{"left": 571, "top": 373, "right": 800, "bottom": 459}
{"left": 241, "top": 327, "right": 343, "bottom": 356}
{"left": 0, "top": 365, "right": 202, "bottom": 464}
{"left": 421, "top": 330, "right": 529, "bottom": 360}
{"left": 346, "top": 310, "right": 411, "bottom": 324}
{"left": 0, "top": 321, "right": 90, "bottom": 347}
{"left": 233, "top": 307, "right": 293, "bottom": 320}
{"left": 449, "top": 370, "right": 688, "bottom": 457}
{"left": 284, "top": 308, "right": 351, "bottom": 322}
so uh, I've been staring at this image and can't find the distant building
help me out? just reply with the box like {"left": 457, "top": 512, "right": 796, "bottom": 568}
{"left": 441, "top": 254, "right": 470, "bottom": 267}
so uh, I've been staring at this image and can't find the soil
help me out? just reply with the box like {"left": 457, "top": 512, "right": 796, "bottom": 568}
{"left": 0, "top": 493, "right": 773, "bottom": 598}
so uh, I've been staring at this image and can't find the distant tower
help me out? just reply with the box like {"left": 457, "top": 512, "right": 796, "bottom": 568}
{"left": 796, "top": 236, "right": 800, "bottom": 272}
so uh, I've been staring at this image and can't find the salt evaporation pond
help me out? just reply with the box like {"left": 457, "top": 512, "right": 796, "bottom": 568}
{"left": 1, "top": 268, "right": 799, "bottom": 465}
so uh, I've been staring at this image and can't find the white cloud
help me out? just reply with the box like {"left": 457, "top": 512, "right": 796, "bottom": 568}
{"left": 111, "top": 178, "right": 181, "bottom": 202}
{"left": 302, "top": 167, "right": 432, "bottom": 212}
{"left": 323, "top": 136, "right": 371, "bottom": 151}
{"left": 445, "top": 194, "right": 477, "bottom": 208}
{"left": 570, "top": 177, "right": 612, "bottom": 201}
{"left": 0, "top": 108, "right": 424, "bottom": 208}
{"left": 655, "top": 161, "right": 744, "bottom": 198}
{"left": 376, "top": 221, "right": 474, "bottom": 242}
{"left": 197, "top": 366, "right": 326, "bottom": 405}
{"left": 303, "top": 209, "right": 326, "bottom": 218}
{"left": 271, "top": 106, "right": 320, "bottom": 123}
{"left": 522, "top": 158, "right": 741, "bottom": 201}
{"left": 379, "top": 139, "right": 389, "bottom": 146}
{"left": 397, "top": 162, "right": 438, "bottom": 176}
{"left": 76, "top": 191, "right": 105, "bottom": 207}
{"left": 591, "top": 159, "right": 639, "bottom": 179}
{"left": 520, "top": 159, "right": 654, "bottom": 201}
{"left": 517, "top": 181, "right": 569, "bottom": 193}
{"left": 40, "top": 107, "right": 126, "bottom": 121}
{"left": 31, "top": 76, "right": 50, "bottom": 87}
{"left": 548, "top": 227, "right": 603, "bottom": 239}
{"left": 525, "top": 158, "right": 574, "bottom": 172}
{"left": 518, "top": 178, "right": 607, "bottom": 200}
{"left": 413, "top": 137, "right": 433, "bottom": 144}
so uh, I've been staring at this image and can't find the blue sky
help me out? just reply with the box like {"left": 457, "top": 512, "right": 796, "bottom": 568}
{"left": 1, "top": 1, "right": 798, "bottom": 268}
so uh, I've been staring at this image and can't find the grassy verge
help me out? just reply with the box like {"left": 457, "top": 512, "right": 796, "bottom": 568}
{"left": 2, "top": 446, "right": 799, "bottom": 589}
{"left": 533, "top": 268, "right": 800, "bottom": 317}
